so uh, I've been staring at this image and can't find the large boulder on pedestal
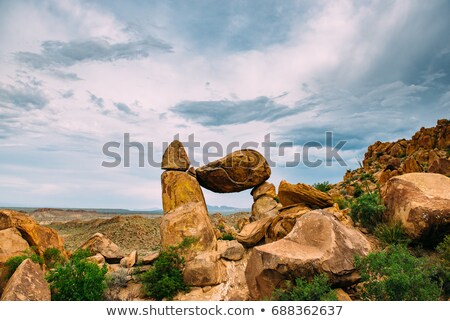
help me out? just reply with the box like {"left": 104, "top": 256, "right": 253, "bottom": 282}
{"left": 245, "top": 210, "right": 371, "bottom": 300}
{"left": 383, "top": 173, "right": 450, "bottom": 245}
{"left": 196, "top": 149, "right": 271, "bottom": 193}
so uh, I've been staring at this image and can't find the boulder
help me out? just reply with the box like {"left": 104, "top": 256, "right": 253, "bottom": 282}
{"left": 1, "top": 259, "right": 50, "bottom": 301}
{"left": 161, "top": 170, "right": 206, "bottom": 213}
{"left": 251, "top": 196, "right": 279, "bottom": 221}
{"left": 120, "top": 251, "right": 138, "bottom": 268}
{"left": 160, "top": 202, "right": 217, "bottom": 252}
{"left": 245, "top": 210, "right": 371, "bottom": 300}
{"left": 402, "top": 156, "right": 423, "bottom": 173}
{"left": 86, "top": 253, "right": 105, "bottom": 266}
{"left": 161, "top": 140, "right": 190, "bottom": 171}
{"left": 80, "top": 232, "right": 124, "bottom": 263}
{"left": 196, "top": 149, "right": 271, "bottom": 193}
{"left": 217, "top": 240, "right": 245, "bottom": 261}
{"left": 141, "top": 251, "right": 160, "bottom": 265}
{"left": 383, "top": 173, "right": 450, "bottom": 244}
{"left": 0, "top": 209, "right": 67, "bottom": 258}
{"left": 0, "top": 228, "right": 30, "bottom": 264}
{"left": 236, "top": 216, "right": 273, "bottom": 247}
{"left": 428, "top": 158, "right": 450, "bottom": 176}
{"left": 278, "top": 181, "right": 333, "bottom": 208}
{"left": 336, "top": 289, "right": 352, "bottom": 301}
{"left": 266, "top": 205, "right": 310, "bottom": 243}
{"left": 251, "top": 182, "right": 276, "bottom": 201}
{"left": 183, "top": 252, "right": 226, "bottom": 286}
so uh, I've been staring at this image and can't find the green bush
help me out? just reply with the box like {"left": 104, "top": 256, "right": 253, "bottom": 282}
{"left": 374, "top": 222, "right": 410, "bottom": 246}
{"left": 312, "top": 181, "right": 331, "bottom": 193}
{"left": 273, "top": 274, "right": 337, "bottom": 301}
{"left": 43, "top": 247, "right": 65, "bottom": 269}
{"left": 140, "top": 237, "right": 195, "bottom": 300}
{"left": 436, "top": 235, "right": 450, "bottom": 262}
{"left": 349, "top": 191, "right": 385, "bottom": 231}
{"left": 219, "top": 233, "right": 235, "bottom": 241}
{"left": 355, "top": 245, "right": 441, "bottom": 300}
{"left": 46, "top": 249, "right": 107, "bottom": 301}
{"left": 432, "top": 235, "right": 450, "bottom": 297}
{"left": 4, "top": 248, "right": 43, "bottom": 279}
{"left": 353, "top": 183, "right": 364, "bottom": 198}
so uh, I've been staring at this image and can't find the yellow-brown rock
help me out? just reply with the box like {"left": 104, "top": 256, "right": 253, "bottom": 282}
{"left": 183, "top": 251, "right": 226, "bottom": 286}
{"left": 251, "top": 182, "right": 276, "bottom": 201}
{"left": 428, "top": 158, "right": 450, "bottom": 176}
{"left": 160, "top": 201, "right": 217, "bottom": 252}
{"left": 196, "top": 149, "right": 271, "bottom": 193}
{"left": 236, "top": 216, "right": 273, "bottom": 247}
{"left": 161, "top": 171, "right": 206, "bottom": 213}
{"left": 161, "top": 140, "right": 190, "bottom": 171}
{"left": 80, "top": 232, "right": 124, "bottom": 263}
{"left": 251, "top": 196, "right": 278, "bottom": 221}
{"left": 1, "top": 259, "right": 50, "bottom": 301}
{"left": 278, "top": 180, "right": 333, "bottom": 208}
{"left": 266, "top": 205, "right": 310, "bottom": 242}
{"left": 0, "top": 228, "right": 30, "bottom": 264}
{"left": 0, "top": 209, "right": 66, "bottom": 259}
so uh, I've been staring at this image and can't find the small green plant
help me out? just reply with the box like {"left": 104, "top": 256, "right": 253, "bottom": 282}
{"left": 140, "top": 237, "right": 195, "bottom": 300}
{"left": 374, "top": 222, "right": 410, "bottom": 246}
{"left": 312, "top": 181, "right": 331, "bottom": 193}
{"left": 46, "top": 249, "right": 107, "bottom": 301}
{"left": 274, "top": 195, "right": 280, "bottom": 203}
{"left": 376, "top": 151, "right": 383, "bottom": 157}
{"left": 4, "top": 247, "right": 43, "bottom": 279}
{"left": 218, "top": 233, "right": 235, "bottom": 241}
{"left": 273, "top": 274, "right": 337, "bottom": 301}
{"left": 437, "top": 235, "right": 450, "bottom": 262}
{"left": 349, "top": 191, "right": 385, "bottom": 232}
{"left": 335, "top": 197, "right": 350, "bottom": 210}
{"left": 360, "top": 172, "right": 375, "bottom": 183}
{"left": 43, "top": 247, "right": 65, "bottom": 269}
{"left": 353, "top": 183, "right": 364, "bottom": 198}
{"left": 107, "top": 268, "right": 128, "bottom": 289}
{"left": 355, "top": 245, "right": 441, "bottom": 300}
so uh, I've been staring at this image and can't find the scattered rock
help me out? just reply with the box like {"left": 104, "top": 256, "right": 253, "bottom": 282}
{"left": 251, "top": 196, "right": 279, "bottom": 221}
{"left": 120, "top": 251, "right": 138, "bottom": 268}
{"left": 236, "top": 216, "right": 273, "bottom": 247}
{"left": 278, "top": 180, "right": 333, "bottom": 208}
{"left": 1, "top": 259, "right": 50, "bottom": 301}
{"left": 86, "top": 253, "right": 105, "bottom": 266}
{"left": 0, "top": 228, "right": 30, "bottom": 264}
{"left": 217, "top": 240, "right": 245, "bottom": 261}
{"left": 196, "top": 149, "right": 271, "bottom": 193}
{"left": 251, "top": 182, "right": 276, "bottom": 201}
{"left": 245, "top": 210, "right": 371, "bottom": 300}
{"left": 160, "top": 202, "right": 217, "bottom": 252}
{"left": 80, "top": 232, "right": 125, "bottom": 263}
{"left": 428, "top": 157, "right": 450, "bottom": 176}
{"left": 183, "top": 252, "right": 226, "bottom": 286}
{"left": 383, "top": 173, "right": 450, "bottom": 245}
{"left": 161, "top": 140, "right": 190, "bottom": 171}
{"left": 266, "top": 205, "right": 310, "bottom": 243}
{"left": 336, "top": 288, "right": 352, "bottom": 301}
{"left": 161, "top": 171, "right": 206, "bottom": 213}
{"left": 0, "top": 209, "right": 67, "bottom": 258}
{"left": 141, "top": 251, "right": 160, "bottom": 265}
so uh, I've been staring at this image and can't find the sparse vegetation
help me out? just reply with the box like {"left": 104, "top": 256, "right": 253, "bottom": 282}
{"left": 313, "top": 181, "right": 332, "bottom": 193}
{"left": 4, "top": 247, "right": 44, "bottom": 279}
{"left": 374, "top": 222, "right": 410, "bottom": 246}
{"left": 46, "top": 249, "right": 108, "bottom": 301}
{"left": 43, "top": 247, "right": 65, "bottom": 269}
{"left": 355, "top": 245, "right": 441, "bottom": 300}
{"left": 273, "top": 274, "right": 337, "bottom": 301}
{"left": 140, "top": 237, "right": 195, "bottom": 300}
{"left": 349, "top": 191, "right": 385, "bottom": 232}
{"left": 218, "top": 233, "right": 235, "bottom": 241}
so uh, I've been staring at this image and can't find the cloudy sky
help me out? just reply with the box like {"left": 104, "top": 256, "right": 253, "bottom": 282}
{"left": 0, "top": 0, "right": 449, "bottom": 209}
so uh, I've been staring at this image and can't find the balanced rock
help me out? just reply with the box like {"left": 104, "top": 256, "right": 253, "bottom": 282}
{"left": 1, "top": 259, "right": 50, "bottom": 301}
{"left": 196, "top": 149, "right": 271, "bottom": 193}
{"left": 265, "top": 205, "right": 310, "bottom": 243}
{"left": 161, "top": 140, "right": 190, "bottom": 171}
{"left": 245, "top": 210, "right": 371, "bottom": 299}
{"left": 278, "top": 181, "right": 333, "bottom": 208}
{"left": 217, "top": 240, "right": 245, "bottom": 261}
{"left": 251, "top": 196, "right": 279, "bottom": 221}
{"left": 160, "top": 202, "right": 217, "bottom": 252}
{"left": 0, "top": 209, "right": 66, "bottom": 258}
{"left": 80, "top": 233, "right": 124, "bottom": 263}
{"left": 161, "top": 171, "right": 206, "bottom": 213}
{"left": 183, "top": 252, "right": 226, "bottom": 286}
{"left": 0, "top": 228, "right": 30, "bottom": 264}
{"left": 236, "top": 216, "right": 273, "bottom": 247}
{"left": 383, "top": 173, "right": 450, "bottom": 244}
{"left": 251, "top": 182, "right": 276, "bottom": 201}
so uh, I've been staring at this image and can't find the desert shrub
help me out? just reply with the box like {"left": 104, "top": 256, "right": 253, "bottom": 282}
{"left": 437, "top": 235, "right": 450, "bottom": 262}
{"left": 140, "top": 237, "right": 195, "bottom": 300}
{"left": 4, "top": 247, "right": 43, "bottom": 279}
{"left": 349, "top": 191, "right": 384, "bottom": 231}
{"left": 219, "top": 233, "right": 235, "bottom": 241}
{"left": 43, "top": 247, "right": 65, "bottom": 269}
{"left": 374, "top": 222, "right": 410, "bottom": 246}
{"left": 335, "top": 197, "right": 350, "bottom": 210}
{"left": 46, "top": 249, "right": 107, "bottom": 301}
{"left": 430, "top": 235, "right": 450, "bottom": 297}
{"left": 353, "top": 183, "right": 364, "bottom": 198}
{"left": 313, "top": 181, "right": 331, "bottom": 193}
{"left": 360, "top": 173, "right": 375, "bottom": 182}
{"left": 107, "top": 268, "right": 128, "bottom": 288}
{"left": 273, "top": 274, "right": 337, "bottom": 301}
{"left": 355, "top": 245, "right": 441, "bottom": 300}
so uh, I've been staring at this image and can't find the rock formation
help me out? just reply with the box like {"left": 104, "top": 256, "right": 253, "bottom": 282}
{"left": 79, "top": 232, "right": 125, "bottom": 263}
{"left": 196, "top": 149, "right": 271, "bottom": 193}
{"left": 161, "top": 140, "right": 190, "bottom": 171}
{"left": 383, "top": 172, "right": 450, "bottom": 245}
{"left": 278, "top": 180, "right": 334, "bottom": 208}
